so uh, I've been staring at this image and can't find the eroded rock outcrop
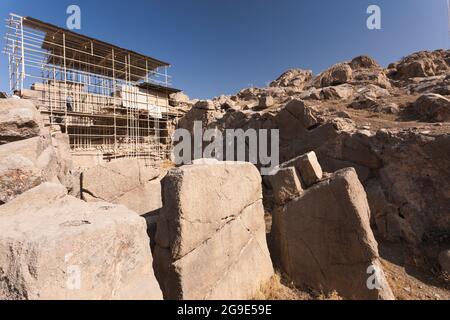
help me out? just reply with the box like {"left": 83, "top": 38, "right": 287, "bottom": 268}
{"left": 176, "top": 48, "right": 450, "bottom": 248}
{"left": 81, "top": 158, "right": 163, "bottom": 215}
{"left": 0, "top": 132, "right": 73, "bottom": 204}
{"left": 153, "top": 161, "right": 273, "bottom": 300}
{"left": 413, "top": 93, "right": 450, "bottom": 122}
{"left": 0, "top": 99, "right": 74, "bottom": 203}
{"left": 270, "top": 68, "right": 312, "bottom": 89}
{"left": 0, "top": 98, "right": 44, "bottom": 145}
{"left": 0, "top": 183, "right": 162, "bottom": 300}
{"left": 269, "top": 156, "right": 394, "bottom": 300}
{"left": 389, "top": 50, "right": 450, "bottom": 81}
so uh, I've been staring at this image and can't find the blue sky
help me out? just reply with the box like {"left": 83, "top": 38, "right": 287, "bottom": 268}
{"left": 0, "top": 0, "right": 448, "bottom": 99}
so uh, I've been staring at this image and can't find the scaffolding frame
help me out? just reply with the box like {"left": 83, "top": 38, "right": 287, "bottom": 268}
{"left": 3, "top": 13, "right": 180, "bottom": 163}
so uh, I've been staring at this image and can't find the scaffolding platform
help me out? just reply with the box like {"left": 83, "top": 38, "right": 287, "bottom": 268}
{"left": 4, "top": 13, "right": 182, "bottom": 164}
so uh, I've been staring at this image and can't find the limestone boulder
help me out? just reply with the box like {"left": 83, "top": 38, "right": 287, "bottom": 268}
{"left": 194, "top": 100, "right": 215, "bottom": 110}
{"left": 271, "top": 168, "right": 394, "bottom": 300}
{"left": 81, "top": 158, "right": 162, "bottom": 215}
{"left": 349, "top": 56, "right": 381, "bottom": 70}
{"left": 353, "top": 70, "right": 392, "bottom": 89}
{"left": 258, "top": 95, "right": 274, "bottom": 109}
{"left": 268, "top": 167, "right": 303, "bottom": 205}
{"left": 389, "top": 50, "right": 450, "bottom": 80}
{"left": 321, "top": 84, "right": 354, "bottom": 100}
{"left": 0, "top": 133, "right": 73, "bottom": 203}
{"left": 413, "top": 93, "right": 450, "bottom": 122}
{"left": 316, "top": 63, "right": 353, "bottom": 88}
{"left": 270, "top": 68, "right": 313, "bottom": 89}
{"left": 282, "top": 99, "right": 319, "bottom": 129}
{"left": 0, "top": 183, "right": 162, "bottom": 300}
{"left": 153, "top": 161, "right": 273, "bottom": 300}
{"left": 169, "top": 91, "right": 190, "bottom": 107}
{"left": 0, "top": 98, "right": 44, "bottom": 144}
{"left": 281, "top": 151, "right": 323, "bottom": 187}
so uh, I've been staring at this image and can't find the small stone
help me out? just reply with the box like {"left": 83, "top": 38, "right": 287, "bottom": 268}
{"left": 268, "top": 167, "right": 303, "bottom": 204}
{"left": 282, "top": 151, "right": 323, "bottom": 187}
{"left": 258, "top": 95, "right": 274, "bottom": 108}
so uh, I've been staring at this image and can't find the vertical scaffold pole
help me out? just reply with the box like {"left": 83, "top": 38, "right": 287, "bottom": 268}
{"left": 112, "top": 48, "right": 117, "bottom": 156}
{"left": 20, "top": 16, "right": 25, "bottom": 90}
{"left": 63, "top": 32, "right": 68, "bottom": 134}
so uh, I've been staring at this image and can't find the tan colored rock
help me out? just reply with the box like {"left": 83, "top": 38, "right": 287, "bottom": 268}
{"left": 0, "top": 133, "right": 73, "bottom": 203}
{"left": 81, "top": 158, "right": 162, "bottom": 215}
{"left": 112, "top": 179, "right": 162, "bottom": 215}
{"left": 321, "top": 84, "right": 354, "bottom": 100}
{"left": 0, "top": 99, "right": 43, "bottom": 144}
{"left": 271, "top": 168, "right": 394, "bottom": 300}
{"left": 169, "top": 91, "right": 190, "bottom": 107}
{"left": 390, "top": 50, "right": 450, "bottom": 80}
{"left": 317, "top": 63, "right": 353, "bottom": 87}
{"left": 350, "top": 56, "right": 381, "bottom": 70}
{"left": 194, "top": 100, "right": 215, "bottom": 110}
{"left": 283, "top": 99, "right": 319, "bottom": 129}
{"left": 0, "top": 183, "right": 162, "bottom": 300}
{"left": 258, "top": 95, "right": 274, "bottom": 109}
{"left": 268, "top": 167, "right": 303, "bottom": 204}
{"left": 153, "top": 161, "right": 273, "bottom": 300}
{"left": 282, "top": 151, "right": 323, "bottom": 187}
{"left": 0, "top": 154, "right": 42, "bottom": 203}
{"left": 414, "top": 93, "right": 450, "bottom": 122}
{"left": 270, "top": 68, "right": 312, "bottom": 89}
{"left": 20, "top": 88, "right": 42, "bottom": 102}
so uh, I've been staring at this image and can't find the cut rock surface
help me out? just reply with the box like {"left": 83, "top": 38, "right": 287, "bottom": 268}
{"left": 271, "top": 168, "right": 395, "bottom": 300}
{"left": 0, "top": 183, "right": 162, "bottom": 300}
{"left": 153, "top": 161, "right": 274, "bottom": 300}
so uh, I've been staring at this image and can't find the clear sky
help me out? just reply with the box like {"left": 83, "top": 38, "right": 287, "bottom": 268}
{"left": 0, "top": 0, "right": 448, "bottom": 99}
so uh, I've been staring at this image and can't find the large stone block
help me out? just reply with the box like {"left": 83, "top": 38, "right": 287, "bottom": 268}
{"left": 271, "top": 168, "right": 394, "bottom": 300}
{"left": 414, "top": 93, "right": 450, "bottom": 122}
{"left": 281, "top": 151, "right": 323, "bottom": 187}
{"left": 318, "top": 63, "right": 353, "bottom": 87}
{"left": 0, "top": 183, "right": 162, "bottom": 300}
{"left": 81, "top": 158, "right": 162, "bottom": 215}
{"left": 268, "top": 167, "right": 303, "bottom": 204}
{"left": 0, "top": 98, "right": 44, "bottom": 144}
{"left": 153, "top": 161, "right": 274, "bottom": 300}
{"left": 0, "top": 133, "right": 73, "bottom": 203}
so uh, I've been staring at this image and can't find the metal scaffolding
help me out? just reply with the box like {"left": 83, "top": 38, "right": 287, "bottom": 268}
{"left": 3, "top": 13, "right": 181, "bottom": 163}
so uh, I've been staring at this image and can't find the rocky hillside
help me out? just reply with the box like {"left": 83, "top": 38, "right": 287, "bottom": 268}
{"left": 0, "top": 49, "right": 448, "bottom": 300}
{"left": 176, "top": 49, "right": 450, "bottom": 287}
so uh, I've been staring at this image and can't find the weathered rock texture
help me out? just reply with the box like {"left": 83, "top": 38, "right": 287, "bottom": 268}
{"left": 281, "top": 151, "right": 323, "bottom": 187}
{"left": 268, "top": 167, "right": 303, "bottom": 205}
{"left": 0, "top": 132, "right": 73, "bottom": 204}
{"left": 0, "top": 98, "right": 44, "bottom": 144}
{"left": 177, "top": 51, "right": 450, "bottom": 251}
{"left": 0, "top": 183, "right": 162, "bottom": 300}
{"left": 153, "top": 161, "right": 274, "bottom": 300}
{"left": 81, "top": 158, "right": 162, "bottom": 215}
{"left": 271, "top": 167, "right": 394, "bottom": 300}
{"left": 0, "top": 99, "right": 74, "bottom": 203}
{"left": 413, "top": 93, "right": 450, "bottom": 122}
